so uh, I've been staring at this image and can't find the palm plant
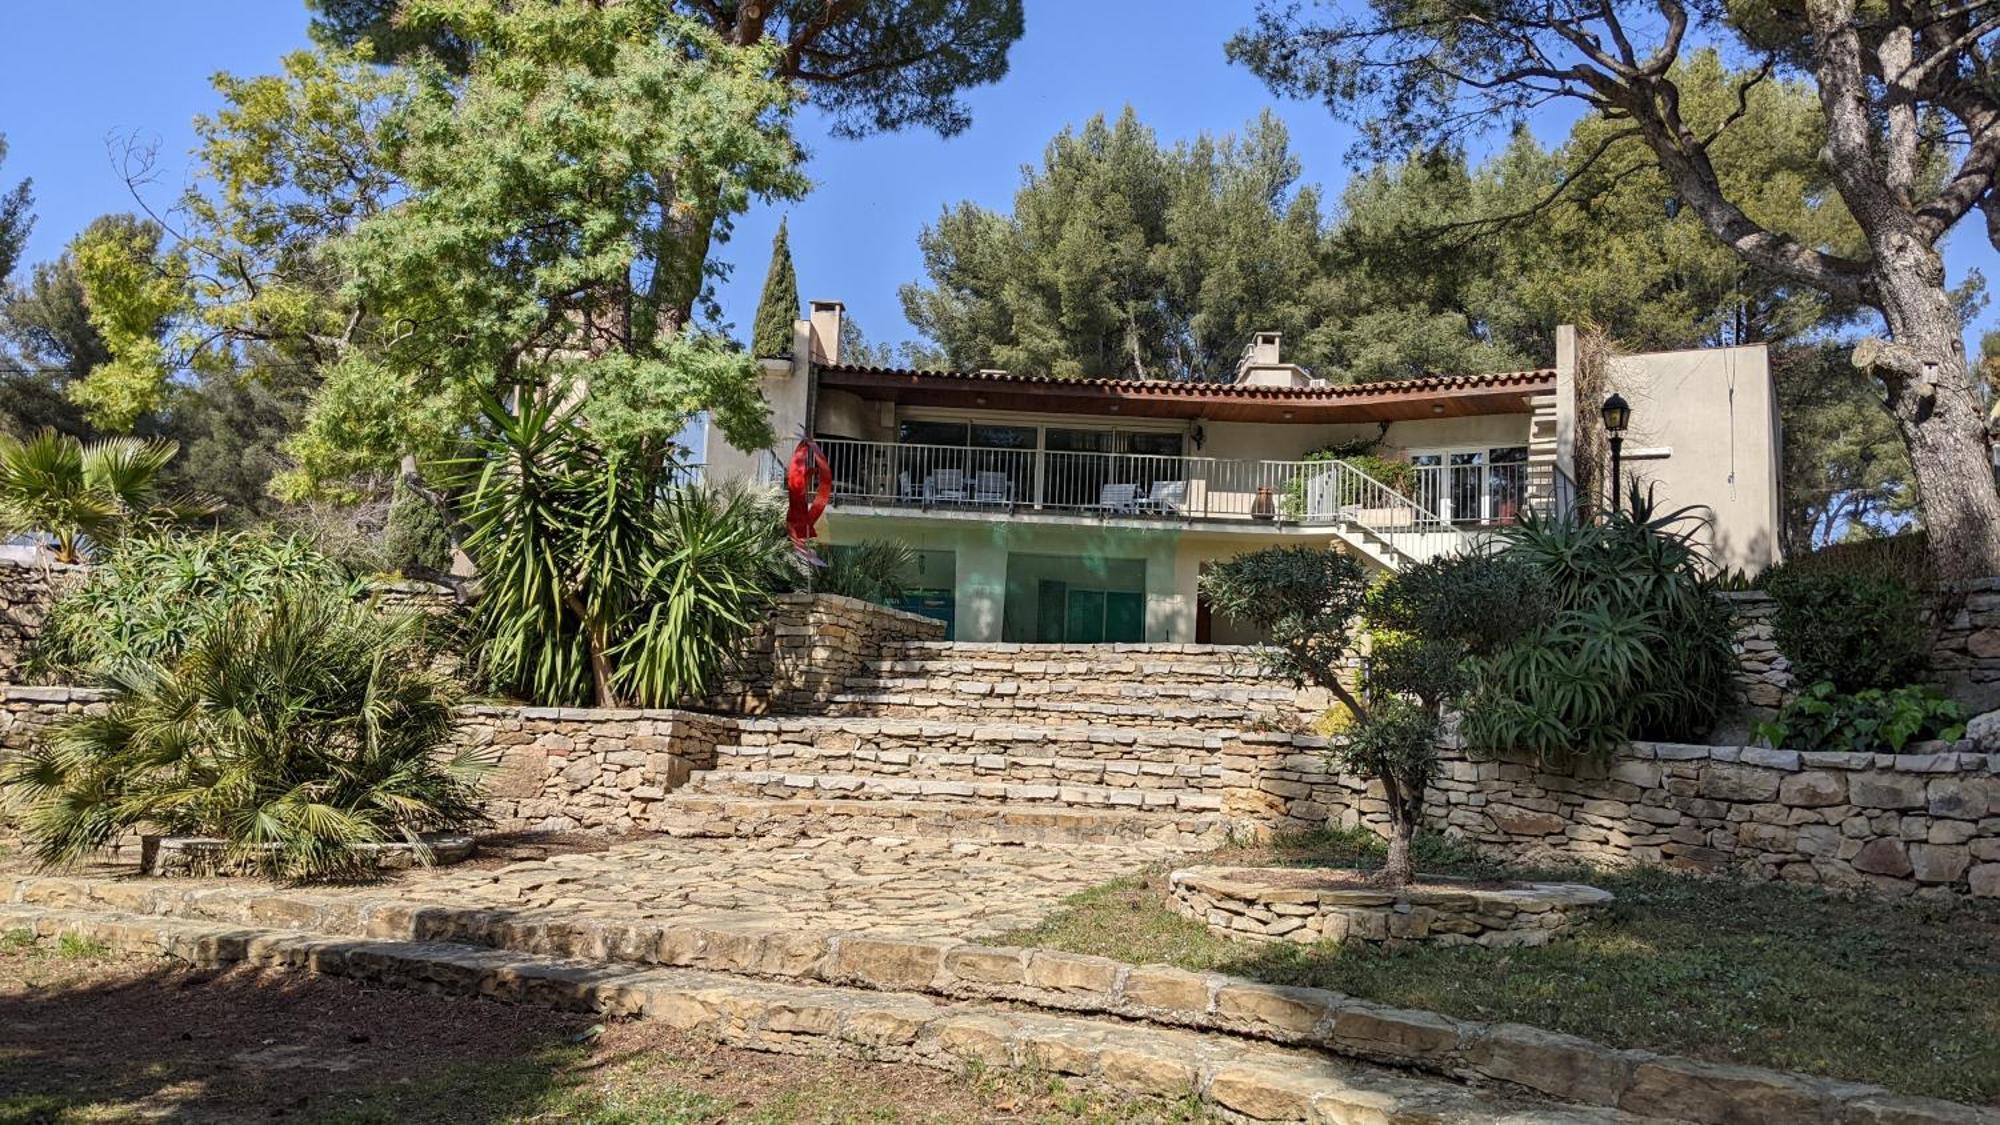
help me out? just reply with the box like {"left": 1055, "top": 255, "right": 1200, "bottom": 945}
{"left": 4, "top": 588, "right": 490, "bottom": 881}
{"left": 0, "top": 430, "right": 219, "bottom": 563}
{"left": 807, "top": 540, "right": 917, "bottom": 605}
{"left": 455, "top": 392, "right": 791, "bottom": 708}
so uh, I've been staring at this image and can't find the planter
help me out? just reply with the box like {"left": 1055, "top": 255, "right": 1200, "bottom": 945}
{"left": 140, "top": 833, "right": 476, "bottom": 878}
{"left": 1168, "top": 865, "right": 1611, "bottom": 948}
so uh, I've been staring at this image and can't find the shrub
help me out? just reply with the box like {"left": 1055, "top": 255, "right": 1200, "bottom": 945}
{"left": 1753, "top": 681, "right": 1967, "bottom": 753}
{"left": 1763, "top": 568, "right": 1929, "bottom": 693}
{"left": 1461, "top": 492, "right": 1737, "bottom": 764}
{"left": 28, "top": 530, "right": 360, "bottom": 684}
{"left": 4, "top": 589, "right": 490, "bottom": 881}
{"left": 807, "top": 540, "right": 916, "bottom": 605}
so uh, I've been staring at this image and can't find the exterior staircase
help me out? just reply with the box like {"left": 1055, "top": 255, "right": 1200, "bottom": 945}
{"left": 660, "top": 641, "right": 1317, "bottom": 848}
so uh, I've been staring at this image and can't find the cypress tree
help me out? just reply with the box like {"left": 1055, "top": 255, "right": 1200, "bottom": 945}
{"left": 753, "top": 219, "right": 800, "bottom": 357}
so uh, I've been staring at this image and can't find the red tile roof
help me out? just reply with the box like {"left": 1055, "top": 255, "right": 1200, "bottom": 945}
{"left": 814, "top": 363, "right": 1557, "bottom": 400}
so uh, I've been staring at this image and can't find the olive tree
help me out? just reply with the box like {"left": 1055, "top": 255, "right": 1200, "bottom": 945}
{"left": 1202, "top": 547, "right": 1539, "bottom": 885}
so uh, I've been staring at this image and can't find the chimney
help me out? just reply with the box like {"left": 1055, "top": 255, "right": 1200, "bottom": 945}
{"left": 809, "top": 300, "right": 845, "bottom": 365}
{"left": 1233, "top": 332, "right": 1313, "bottom": 388}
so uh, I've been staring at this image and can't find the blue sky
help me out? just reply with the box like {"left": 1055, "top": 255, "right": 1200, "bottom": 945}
{"left": 3, "top": 1, "right": 1997, "bottom": 362}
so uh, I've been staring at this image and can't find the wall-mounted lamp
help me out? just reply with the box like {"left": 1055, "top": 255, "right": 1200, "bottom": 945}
{"left": 1191, "top": 423, "right": 1206, "bottom": 451}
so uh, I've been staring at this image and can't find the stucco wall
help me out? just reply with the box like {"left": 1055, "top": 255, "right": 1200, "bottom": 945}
{"left": 1604, "top": 344, "right": 1781, "bottom": 571}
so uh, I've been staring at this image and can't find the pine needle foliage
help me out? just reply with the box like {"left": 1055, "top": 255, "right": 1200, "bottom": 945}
{"left": 5, "top": 589, "right": 488, "bottom": 881}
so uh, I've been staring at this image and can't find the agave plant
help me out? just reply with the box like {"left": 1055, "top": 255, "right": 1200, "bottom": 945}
{"left": 454, "top": 391, "right": 791, "bottom": 708}
{"left": 0, "top": 430, "right": 219, "bottom": 563}
{"left": 4, "top": 588, "right": 491, "bottom": 881}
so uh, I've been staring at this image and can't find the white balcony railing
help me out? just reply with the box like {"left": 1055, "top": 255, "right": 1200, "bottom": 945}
{"left": 813, "top": 438, "right": 1571, "bottom": 563}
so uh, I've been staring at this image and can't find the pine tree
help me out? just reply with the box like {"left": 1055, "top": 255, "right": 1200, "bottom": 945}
{"left": 753, "top": 219, "right": 800, "bottom": 358}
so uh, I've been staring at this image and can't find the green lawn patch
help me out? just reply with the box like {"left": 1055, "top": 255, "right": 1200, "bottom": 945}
{"left": 994, "top": 829, "right": 2000, "bottom": 1105}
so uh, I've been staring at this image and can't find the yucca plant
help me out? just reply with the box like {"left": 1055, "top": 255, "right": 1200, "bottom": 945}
{"left": 454, "top": 391, "right": 791, "bottom": 708}
{"left": 4, "top": 588, "right": 491, "bottom": 881}
{"left": 0, "top": 430, "right": 219, "bottom": 563}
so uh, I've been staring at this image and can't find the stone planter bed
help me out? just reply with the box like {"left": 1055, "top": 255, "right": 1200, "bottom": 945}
{"left": 140, "top": 834, "right": 475, "bottom": 877}
{"left": 1168, "top": 864, "right": 1613, "bottom": 947}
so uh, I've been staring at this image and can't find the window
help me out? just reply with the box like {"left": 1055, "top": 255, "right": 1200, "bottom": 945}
{"left": 899, "top": 419, "right": 969, "bottom": 447}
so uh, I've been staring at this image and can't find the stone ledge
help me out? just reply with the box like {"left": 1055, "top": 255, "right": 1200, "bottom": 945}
{"left": 1167, "top": 866, "right": 1613, "bottom": 947}
{"left": 139, "top": 833, "right": 475, "bottom": 877}
{"left": 9, "top": 872, "right": 1993, "bottom": 1124}
{"left": 1, "top": 904, "right": 1633, "bottom": 1125}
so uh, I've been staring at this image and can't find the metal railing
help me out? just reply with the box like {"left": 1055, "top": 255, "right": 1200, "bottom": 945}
{"left": 813, "top": 437, "right": 1564, "bottom": 561}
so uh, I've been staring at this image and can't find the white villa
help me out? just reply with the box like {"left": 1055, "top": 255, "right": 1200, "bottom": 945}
{"left": 690, "top": 301, "right": 1782, "bottom": 643}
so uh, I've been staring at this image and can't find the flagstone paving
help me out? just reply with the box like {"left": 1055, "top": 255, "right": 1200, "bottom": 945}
{"left": 26, "top": 832, "right": 1168, "bottom": 941}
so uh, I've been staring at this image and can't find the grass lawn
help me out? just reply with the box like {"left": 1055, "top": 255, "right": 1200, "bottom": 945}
{"left": 0, "top": 936, "right": 1213, "bottom": 1124}
{"left": 994, "top": 830, "right": 2000, "bottom": 1106}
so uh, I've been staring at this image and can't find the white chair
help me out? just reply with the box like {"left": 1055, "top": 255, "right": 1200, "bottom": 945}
{"left": 973, "top": 471, "right": 1011, "bottom": 505}
{"left": 1141, "top": 479, "right": 1186, "bottom": 515}
{"left": 925, "top": 469, "right": 967, "bottom": 503}
{"left": 1097, "top": 482, "right": 1139, "bottom": 514}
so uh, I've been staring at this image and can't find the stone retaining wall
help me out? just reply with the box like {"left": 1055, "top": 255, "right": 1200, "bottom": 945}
{"left": 0, "top": 686, "right": 734, "bottom": 840}
{"left": 0, "top": 560, "right": 83, "bottom": 682}
{"left": 7, "top": 683, "right": 1999, "bottom": 898}
{"left": 1724, "top": 580, "right": 2000, "bottom": 715}
{"left": 1168, "top": 866, "right": 1613, "bottom": 948}
{"left": 707, "top": 593, "right": 947, "bottom": 714}
{"left": 1261, "top": 736, "right": 2000, "bottom": 899}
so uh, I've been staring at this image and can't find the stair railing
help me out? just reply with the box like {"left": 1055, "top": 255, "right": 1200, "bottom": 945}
{"left": 1297, "top": 459, "right": 1461, "bottom": 564}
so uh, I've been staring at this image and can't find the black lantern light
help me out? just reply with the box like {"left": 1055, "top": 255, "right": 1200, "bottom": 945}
{"left": 1600, "top": 392, "right": 1632, "bottom": 515}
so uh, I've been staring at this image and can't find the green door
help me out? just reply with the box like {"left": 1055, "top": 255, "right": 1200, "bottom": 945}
{"left": 1036, "top": 580, "right": 1068, "bottom": 643}
{"left": 1065, "top": 589, "right": 1106, "bottom": 643}
{"left": 1104, "top": 590, "right": 1143, "bottom": 643}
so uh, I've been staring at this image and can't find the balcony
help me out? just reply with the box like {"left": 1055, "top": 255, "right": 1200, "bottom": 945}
{"left": 816, "top": 437, "right": 1572, "bottom": 563}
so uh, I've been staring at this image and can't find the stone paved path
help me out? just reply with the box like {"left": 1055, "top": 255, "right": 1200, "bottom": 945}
{"left": 314, "top": 834, "right": 1165, "bottom": 940}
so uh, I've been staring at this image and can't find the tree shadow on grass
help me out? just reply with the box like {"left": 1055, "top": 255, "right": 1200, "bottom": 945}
{"left": 0, "top": 955, "right": 605, "bottom": 1123}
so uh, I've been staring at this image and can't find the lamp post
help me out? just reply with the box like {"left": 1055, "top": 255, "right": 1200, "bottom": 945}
{"left": 1600, "top": 392, "right": 1631, "bottom": 515}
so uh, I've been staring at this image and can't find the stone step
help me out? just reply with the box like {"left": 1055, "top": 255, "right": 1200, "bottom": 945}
{"left": 657, "top": 794, "right": 1232, "bottom": 848}
{"left": 688, "top": 768, "right": 1230, "bottom": 814}
{"left": 845, "top": 674, "right": 1300, "bottom": 706}
{"left": 710, "top": 743, "right": 1223, "bottom": 792}
{"left": 819, "top": 691, "right": 1304, "bottom": 729}
{"left": 0, "top": 904, "right": 1649, "bottom": 1125}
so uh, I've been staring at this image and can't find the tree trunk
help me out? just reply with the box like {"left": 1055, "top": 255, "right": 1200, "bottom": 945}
{"left": 1861, "top": 241, "right": 2000, "bottom": 580}
{"left": 1376, "top": 772, "right": 1417, "bottom": 888}
{"left": 1381, "top": 818, "right": 1415, "bottom": 888}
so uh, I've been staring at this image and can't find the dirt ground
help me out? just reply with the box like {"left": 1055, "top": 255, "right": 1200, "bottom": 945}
{"left": 0, "top": 937, "right": 1209, "bottom": 1124}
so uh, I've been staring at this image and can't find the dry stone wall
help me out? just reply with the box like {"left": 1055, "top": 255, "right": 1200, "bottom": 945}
{"left": 1265, "top": 736, "right": 2000, "bottom": 899}
{"left": 707, "top": 593, "right": 946, "bottom": 713}
{"left": 463, "top": 704, "right": 732, "bottom": 834}
{"left": 0, "top": 560, "right": 83, "bottom": 682}
{"left": 1724, "top": 580, "right": 2000, "bottom": 715}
